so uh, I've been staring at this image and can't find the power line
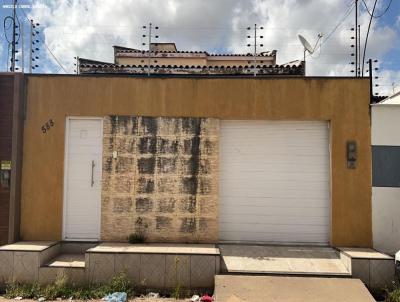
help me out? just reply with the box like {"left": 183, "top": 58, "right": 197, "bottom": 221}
{"left": 362, "top": 0, "right": 378, "bottom": 76}
{"left": 40, "top": 36, "right": 69, "bottom": 73}
{"left": 361, "top": 0, "right": 393, "bottom": 18}
{"left": 17, "top": 7, "right": 69, "bottom": 73}
{"left": 319, "top": 2, "right": 355, "bottom": 48}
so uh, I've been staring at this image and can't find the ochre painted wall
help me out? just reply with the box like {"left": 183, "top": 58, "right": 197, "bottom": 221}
{"left": 20, "top": 76, "right": 372, "bottom": 247}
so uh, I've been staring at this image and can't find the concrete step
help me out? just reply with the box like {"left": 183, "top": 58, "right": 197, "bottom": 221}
{"left": 219, "top": 245, "right": 351, "bottom": 277}
{"left": 0, "top": 241, "right": 60, "bottom": 284}
{"left": 337, "top": 247, "right": 395, "bottom": 293}
{"left": 39, "top": 254, "right": 86, "bottom": 285}
{"left": 214, "top": 275, "right": 375, "bottom": 302}
{"left": 44, "top": 253, "right": 85, "bottom": 268}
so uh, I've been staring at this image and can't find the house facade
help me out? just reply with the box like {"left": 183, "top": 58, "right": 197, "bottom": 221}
{"left": 17, "top": 75, "right": 372, "bottom": 247}
{"left": 113, "top": 42, "right": 277, "bottom": 67}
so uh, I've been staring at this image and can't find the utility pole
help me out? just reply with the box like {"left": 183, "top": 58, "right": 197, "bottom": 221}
{"left": 148, "top": 23, "right": 151, "bottom": 76}
{"left": 29, "top": 20, "right": 40, "bottom": 72}
{"left": 74, "top": 56, "right": 79, "bottom": 74}
{"left": 21, "top": 20, "right": 24, "bottom": 72}
{"left": 254, "top": 25, "right": 257, "bottom": 76}
{"left": 142, "top": 23, "right": 159, "bottom": 76}
{"left": 355, "top": 0, "right": 358, "bottom": 77}
{"left": 247, "top": 24, "right": 264, "bottom": 77}
{"left": 358, "top": 25, "right": 361, "bottom": 76}
{"left": 367, "top": 59, "right": 379, "bottom": 102}
{"left": 29, "top": 20, "right": 32, "bottom": 73}
{"left": 11, "top": 0, "right": 17, "bottom": 72}
{"left": 4, "top": 0, "right": 21, "bottom": 72}
{"left": 368, "top": 59, "right": 373, "bottom": 103}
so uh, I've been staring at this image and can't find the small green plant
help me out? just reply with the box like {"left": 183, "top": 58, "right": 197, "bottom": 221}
{"left": 128, "top": 232, "right": 146, "bottom": 243}
{"left": 87, "top": 273, "right": 133, "bottom": 298}
{"left": 109, "top": 272, "right": 132, "bottom": 294}
{"left": 172, "top": 283, "right": 181, "bottom": 300}
{"left": 43, "top": 274, "right": 70, "bottom": 300}
{"left": 128, "top": 217, "right": 148, "bottom": 243}
{"left": 5, "top": 282, "right": 41, "bottom": 299}
{"left": 4, "top": 272, "right": 134, "bottom": 300}
{"left": 386, "top": 284, "right": 400, "bottom": 302}
{"left": 172, "top": 256, "right": 181, "bottom": 299}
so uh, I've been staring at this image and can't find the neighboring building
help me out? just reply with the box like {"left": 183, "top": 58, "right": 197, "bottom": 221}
{"left": 371, "top": 91, "right": 400, "bottom": 255}
{"left": 79, "top": 42, "right": 304, "bottom": 76}
{"left": 0, "top": 73, "right": 23, "bottom": 245}
{"left": 0, "top": 76, "right": 12, "bottom": 245}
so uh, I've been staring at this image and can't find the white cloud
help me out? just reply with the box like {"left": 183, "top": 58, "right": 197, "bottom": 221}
{"left": 376, "top": 69, "right": 400, "bottom": 95}
{"left": 29, "top": 0, "right": 398, "bottom": 95}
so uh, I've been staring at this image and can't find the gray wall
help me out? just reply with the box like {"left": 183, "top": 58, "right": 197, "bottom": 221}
{"left": 372, "top": 146, "right": 400, "bottom": 187}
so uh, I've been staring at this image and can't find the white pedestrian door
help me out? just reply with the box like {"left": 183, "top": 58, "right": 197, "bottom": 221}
{"left": 63, "top": 118, "right": 102, "bottom": 240}
{"left": 219, "top": 121, "right": 330, "bottom": 244}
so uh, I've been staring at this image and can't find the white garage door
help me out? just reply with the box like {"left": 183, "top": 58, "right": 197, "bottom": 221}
{"left": 219, "top": 121, "right": 330, "bottom": 244}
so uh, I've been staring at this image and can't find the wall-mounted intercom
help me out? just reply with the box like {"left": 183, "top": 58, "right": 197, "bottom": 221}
{"left": 347, "top": 141, "right": 357, "bottom": 169}
{"left": 0, "top": 160, "right": 11, "bottom": 188}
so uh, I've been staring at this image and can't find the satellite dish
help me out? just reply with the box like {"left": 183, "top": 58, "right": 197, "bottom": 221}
{"left": 298, "top": 34, "right": 314, "bottom": 54}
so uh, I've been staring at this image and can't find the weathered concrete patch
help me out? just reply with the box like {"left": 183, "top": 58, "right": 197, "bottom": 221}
{"left": 101, "top": 116, "right": 219, "bottom": 242}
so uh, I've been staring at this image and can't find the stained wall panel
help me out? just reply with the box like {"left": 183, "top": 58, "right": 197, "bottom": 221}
{"left": 101, "top": 116, "right": 219, "bottom": 242}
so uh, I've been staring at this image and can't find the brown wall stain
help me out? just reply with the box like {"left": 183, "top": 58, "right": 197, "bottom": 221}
{"left": 21, "top": 76, "right": 372, "bottom": 247}
{"left": 101, "top": 116, "right": 218, "bottom": 242}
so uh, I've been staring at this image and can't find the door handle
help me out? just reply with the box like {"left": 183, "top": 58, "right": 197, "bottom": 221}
{"left": 91, "top": 160, "right": 95, "bottom": 187}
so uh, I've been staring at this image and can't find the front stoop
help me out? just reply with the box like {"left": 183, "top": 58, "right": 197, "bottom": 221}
{"left": 0, "top": 241, "right": 220, "bottom": 290}
{"left": 338, "top": 247, "right": 396, "bottom": 293}
{"left": 0, "top": 241, "right": 60, "bottom": 284}
{"left": 86, "top": 243, "right": 220, "bottom": 289}
{"left": 0, "top": 241, "right": 93, "bottom": 285}
{"left": 1, "top": 241, "right": 395, "bottom": 295}
{"left": 219, "top": 245, "right": 351, "bottom": 277}
{"left": 218, "top": 245, "right": 396, "bottom": 293}
{"left": 39, "top": 254, "right": 86, "bottom": 285}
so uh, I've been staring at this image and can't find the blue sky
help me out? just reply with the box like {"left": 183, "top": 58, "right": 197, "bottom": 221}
{"left": 1, "top": 0, "right": 399, "bottom": 95}
{"left": 368, "top": 0, "right": 400, "bottom": 93}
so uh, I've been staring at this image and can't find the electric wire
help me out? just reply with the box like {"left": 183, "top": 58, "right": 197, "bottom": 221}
{"left": 317, "top": 2, "right": 355, "bottom": 50}
{"left": 3, "top": 9, "right": 21, "bottom": 71}
{"left": 361, "top": 0, "right": 393, "bottom": 18}
{"left": 17, "top": 7, "right": 69, "bottom": 73}
{"left": 362, "top": 0, "right": 378, "bottom": 76}
{"left": 5, "top": 1, "right": 395, "bottom": 80}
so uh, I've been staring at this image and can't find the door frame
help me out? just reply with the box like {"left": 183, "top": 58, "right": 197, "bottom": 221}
{"left": 62, "top": 116, "right": 103, "bottom": 241}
